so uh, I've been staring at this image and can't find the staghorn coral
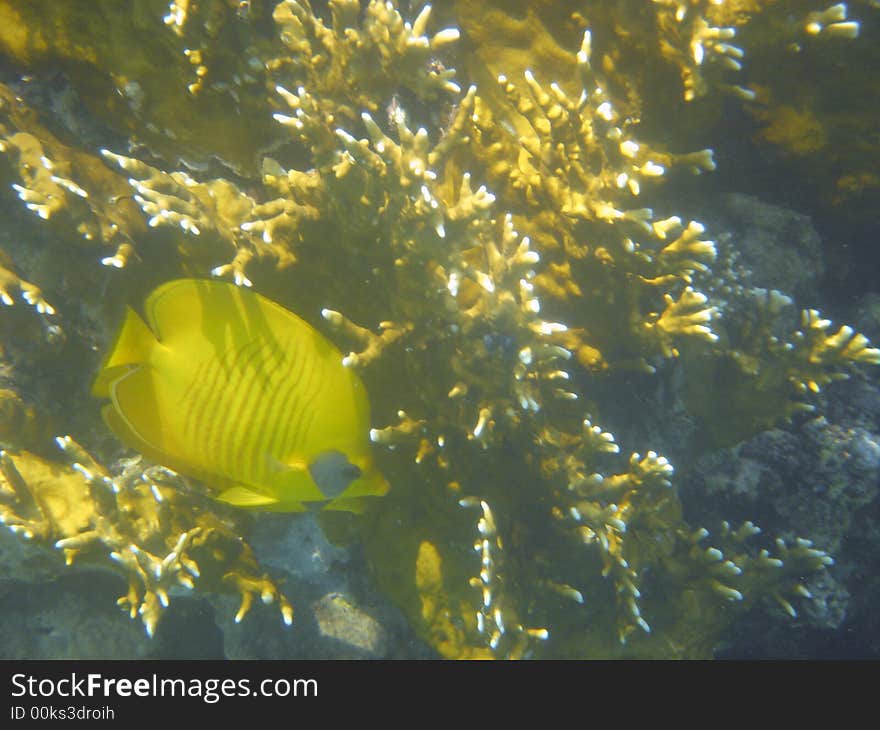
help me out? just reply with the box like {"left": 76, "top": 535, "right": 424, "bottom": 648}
{"left": 0, "top": 253, "right": 54, "bottom": 317}
{"left": 0, "top": 429, "right": 292, "bottom": 639}
{"left": 0, "top": 0, "right": 877, "bottom": 658}
{"left": 466, "top": 27, "right": 721, "bottom": 375}
{"left": 0, "top": 0, "right": 283, "bottom": 175}
{"left": 0, "top": 82, "right": 146, "bottom": 273}
{"left": 711, "top": 2, "right": 880, "bottom": 231}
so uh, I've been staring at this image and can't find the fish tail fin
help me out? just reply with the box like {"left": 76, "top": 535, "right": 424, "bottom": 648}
{"left": 91, "top": 307, "right": 158, "bottom": 397}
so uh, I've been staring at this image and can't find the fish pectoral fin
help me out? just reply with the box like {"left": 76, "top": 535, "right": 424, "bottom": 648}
{"left": 215, "top": 486, "right": 280, "bottom": 508}
{"left": 264, "top": 453, "right": 307, "bottom": 473}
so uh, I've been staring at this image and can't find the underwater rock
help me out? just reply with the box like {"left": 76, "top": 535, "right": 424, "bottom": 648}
{"left": 312, "top": 592, "right": 386, "bottom": 655}
{"left": 215, "top": 513, "right": 431, "bottom": 659}
{"left": 701, "top": 193, "right": 825, "bottom": 302}
{"left": 691, "top": 410, "right": 879, "bottom": 557}
{"left": 685, "top": 373, "right": 880, "bottom": 653}
{"left": 0, "top": 569, "right": 153, "bottom": 659}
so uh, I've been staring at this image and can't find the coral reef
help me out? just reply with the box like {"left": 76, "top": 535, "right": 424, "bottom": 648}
{"left": 0, "top": 432, "right": 293, "bottom": 638}
{"left": 0, "top": 0, "right": 878, "bottom": 658}
{"left": 685, "top": 374, "right": 880, "bottom": 657}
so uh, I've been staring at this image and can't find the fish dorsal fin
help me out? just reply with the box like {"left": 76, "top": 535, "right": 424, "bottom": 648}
{"left": 143, "top": 278, "right": 288, "bottom": 348}
{"left": 142, "top": 279, "right": 215, "bottom": 343}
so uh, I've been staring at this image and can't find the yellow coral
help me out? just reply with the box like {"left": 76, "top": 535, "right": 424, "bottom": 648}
{"left": 0, "top": 435, "right": 292, "bottom": 638}
{"left": 754, "top": 103, "right": 827, "bottom": 156}
{"left": 0, "top": 255, "right": 54, "bottom": 316}
{"left": 415, "top": 541, "right": 493, "bottom": 660}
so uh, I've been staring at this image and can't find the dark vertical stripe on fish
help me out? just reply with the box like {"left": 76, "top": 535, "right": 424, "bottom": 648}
{"left": 219, "top": 340, "right": 273, "bottom": 477}
{"left": 186, "top": 348, "right": 225, "bottom": 466}
{"left": 239, "top": 338, "right": 287, "bottom": 483}
{"left": 250, "top": 332, "right": 307, "bottom": 475}
{"left": 272, "top": 339, "right": 315, "bottom": 457}
{"left": 198, "top": 345, "right": 241, "bottom": 469}
{"left": 274, "top": 344, "right": 319, "bottom": 459}
{"left": 181, "top": 357, "right": 211, "bottom": 443}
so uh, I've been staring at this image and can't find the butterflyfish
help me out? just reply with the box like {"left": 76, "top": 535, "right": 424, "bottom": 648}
{"left": 92, "top": 278, "right": 389, "bottom": 512}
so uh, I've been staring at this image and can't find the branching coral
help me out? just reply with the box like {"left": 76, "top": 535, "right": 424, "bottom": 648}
{"left": 682, "top": 285, "right": 880, "bottom": 445}
{"left": 269, "top": 0, "right": 461, "bottom": 109}
{"left": 652, "top": 0, "right": 750, "bottom": 101}
{"left": 0, "top": 254, "right": 54, "bottom": 316}
{"left": 459, "top": 497, "right": 550, "bottom": 657}
{"left": 673, "top": 520, "right": 835, "bottom": 619}
{"left": 0, "top": 433, "right": 292, "bottom": 638}
{"left": 467, "top": 28, "right": 721, "bottom": 375}
{"left": 0, "top": 84, "right": 145, "bottom": 272}
{"left": 100, "top": 149, "right": 268, "bottom": 282}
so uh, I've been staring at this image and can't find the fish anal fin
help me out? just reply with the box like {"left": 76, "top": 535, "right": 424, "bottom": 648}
{"left": 216, "top": 484, "right": 314, "bottom": 512}
{"left": 216, "top": 485, "right": 282, "bottom": 508}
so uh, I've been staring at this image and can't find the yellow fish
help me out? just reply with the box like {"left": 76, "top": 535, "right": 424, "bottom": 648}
{"left": 92, "top": 278, "right": 388, "bottom": 512}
